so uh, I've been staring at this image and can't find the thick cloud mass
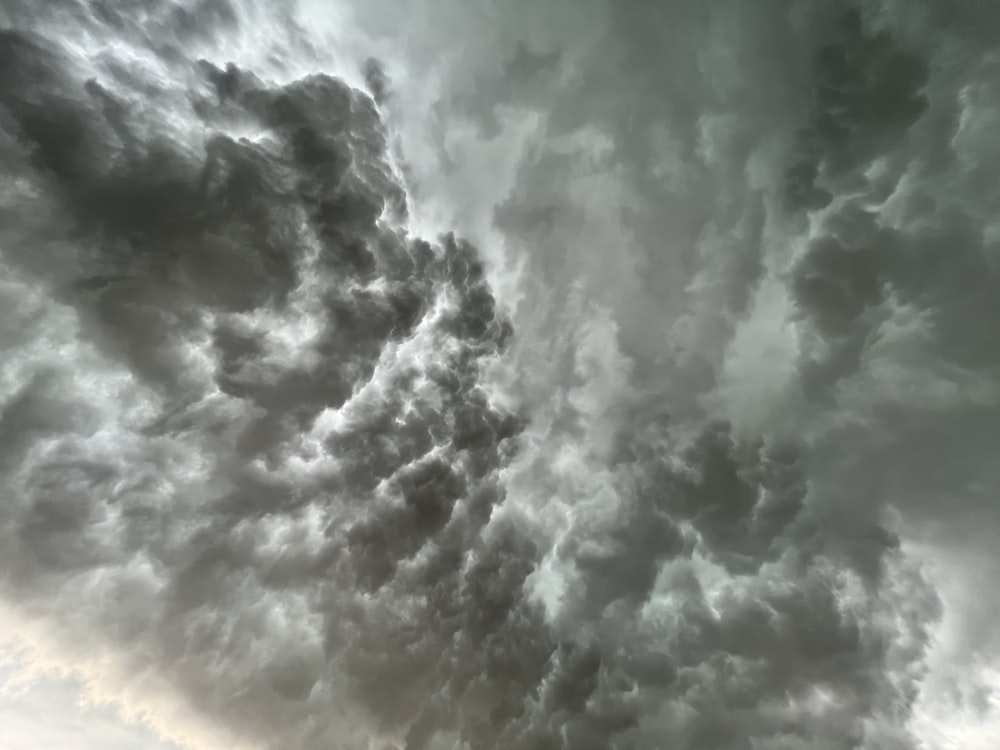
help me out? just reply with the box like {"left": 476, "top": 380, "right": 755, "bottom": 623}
{"left": 1, "top": 1, "right": 999, "bottom": 749}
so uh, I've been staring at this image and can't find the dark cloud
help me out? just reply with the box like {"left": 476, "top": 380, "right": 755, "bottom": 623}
{"left": 1, "top": 0, "right": 998, "bottom": 748}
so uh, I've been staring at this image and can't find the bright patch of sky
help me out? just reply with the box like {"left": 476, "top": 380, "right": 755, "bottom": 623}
{"left": 0, "top": 661, "right": 180, "bottom": 750}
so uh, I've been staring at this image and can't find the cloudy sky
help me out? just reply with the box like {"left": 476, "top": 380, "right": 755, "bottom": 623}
{"left": 1, "top": 0, "right": 999, "bottom": 748}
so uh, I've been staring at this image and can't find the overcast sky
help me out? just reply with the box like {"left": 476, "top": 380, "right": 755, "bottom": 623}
{"left": 1, "top": 1, "right": 999, "bottom": 748}
{"left": 0, "top": 657, "right": 181, "bottom": 750}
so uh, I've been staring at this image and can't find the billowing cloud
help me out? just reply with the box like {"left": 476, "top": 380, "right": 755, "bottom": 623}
{"left": 1, "top": 1, "right": 999, "bottom": 749}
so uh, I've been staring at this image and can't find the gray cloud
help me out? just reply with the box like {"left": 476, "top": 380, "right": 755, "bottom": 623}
{"left": 1, "top": 0, "right": 998, "bottom": 748}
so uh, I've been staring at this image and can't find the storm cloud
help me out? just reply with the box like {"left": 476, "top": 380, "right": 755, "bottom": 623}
{"left": 1, "top": 1, "right": 999, "bottom": 749}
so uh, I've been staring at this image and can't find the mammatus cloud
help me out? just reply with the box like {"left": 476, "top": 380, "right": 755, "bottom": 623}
{"left": 1, "top": 1, "right": 999, "bottom": 749}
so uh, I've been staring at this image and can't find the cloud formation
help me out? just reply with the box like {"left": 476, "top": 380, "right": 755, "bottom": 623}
{"left": 1, "top": 1, "right": 999, "bottom": 749}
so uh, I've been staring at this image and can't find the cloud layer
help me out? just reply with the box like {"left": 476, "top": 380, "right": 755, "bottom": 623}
{"left": 1, "top": 1, "right": 999, "bottom": 749}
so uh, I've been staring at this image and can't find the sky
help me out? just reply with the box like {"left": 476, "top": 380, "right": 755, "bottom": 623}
{"left": 1, "top": 0, "right": 1000, "bottom": 748}
{"left": 0, "top": 658, "right": 180, "bottom": 750}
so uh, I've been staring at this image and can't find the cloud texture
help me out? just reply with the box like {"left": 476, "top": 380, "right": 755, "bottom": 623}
{"left": 1, "top": 1, "right": 999, "bottom": 748}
